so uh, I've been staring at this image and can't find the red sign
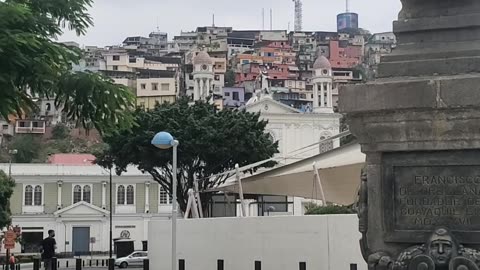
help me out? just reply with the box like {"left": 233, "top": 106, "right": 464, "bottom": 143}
{"left": 4, "top": 230, "right": 16, "bottom": 250}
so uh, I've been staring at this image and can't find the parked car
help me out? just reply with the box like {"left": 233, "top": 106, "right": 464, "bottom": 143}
{"left": 115, "top": 251, "right": 148, "bottom": 268}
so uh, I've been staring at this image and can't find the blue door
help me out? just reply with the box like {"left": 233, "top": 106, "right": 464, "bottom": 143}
{"left": 72, "top": 227, "right": 90, "bottom": 256}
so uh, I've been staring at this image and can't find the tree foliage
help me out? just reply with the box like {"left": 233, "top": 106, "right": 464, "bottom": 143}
{"left": 11, "top": 135, "right": 42, "bottom": 163}
{"left": 304, "top": 203, "right": 356, "bottom": 215}
{"left": 0, "top": 170, "right": 16, "bottom": 229}
{"left": 97, "top": 99, "right": 279, "bottom": 213}
{"left": 0, "top": 0, "right": 135, "bottom": 134}
{"left": 51, "top": 124, "right": 70, "bottom": 140}
{"left": 224, "top": 69, "right": 236, "bottom": 87}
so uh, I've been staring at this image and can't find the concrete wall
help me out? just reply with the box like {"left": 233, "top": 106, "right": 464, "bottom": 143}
{"left": 149, "top": 215, "right": 367, "bottom": 270}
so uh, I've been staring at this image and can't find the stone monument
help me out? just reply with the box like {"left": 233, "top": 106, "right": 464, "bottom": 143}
{"left": 340, "top": 1, "right": 480, "bottom": 270}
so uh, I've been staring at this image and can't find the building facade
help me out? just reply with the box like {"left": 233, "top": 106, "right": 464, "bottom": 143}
{"left": 3, "top": 164, "right": 172, "bottom": 254}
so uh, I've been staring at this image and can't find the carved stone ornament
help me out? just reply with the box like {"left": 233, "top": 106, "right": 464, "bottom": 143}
{"left": 366, "top": 227, "right": 480, "bottom": 270}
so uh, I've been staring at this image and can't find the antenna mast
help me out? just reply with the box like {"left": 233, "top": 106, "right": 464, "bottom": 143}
{"left": 346, "top": 0, "right": 350, "bottom": 12}
{"left": 293, "top": 0, "right": 303, "bottom": 32}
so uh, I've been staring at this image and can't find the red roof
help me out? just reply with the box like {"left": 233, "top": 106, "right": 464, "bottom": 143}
{"left": 48, "top": 154, "right": 96, "bottom": 165}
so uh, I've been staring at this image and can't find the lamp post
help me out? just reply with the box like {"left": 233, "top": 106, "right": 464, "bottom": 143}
{"left": 8, "top": 149, "right": 18, "bottom": 177}
{"left": 151, "top": 132, "right": 179, "bottom": 270}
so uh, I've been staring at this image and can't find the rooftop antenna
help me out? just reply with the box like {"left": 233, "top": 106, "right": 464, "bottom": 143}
{"left": 270, "top": 9, "right": 273, "bottom": 30}
{"left": 156, "top": 17, "right": 160, "bottom": 32}
{"left": 292, "top": 0, "right": 303, "bottom": 32}
{"left": 262, "top": 8, "right": 265, "bottom": 30}
{"left": 212, "top": 14, "right": 215, "bottom": 27}
{"left": 346, "top": 0, "right": 350, "bottom": 12}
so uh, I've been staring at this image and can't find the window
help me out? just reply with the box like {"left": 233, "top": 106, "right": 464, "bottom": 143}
{"left": 225, "top": 92, "right": 230, "bottom": 97}
{"left": 232, "top": 92, "right": 240, "bottom": 101}
{"left": 45, "top": 103, "right": 51, "bottom": 111}
{"left": 117, "top": 185, "right": 135, "bottom": 205}
{"left": 24, "top": 185, "right": 43, "bottom": 206}
{"left": 141, "top": 84, "right": 146, "bottom": 90}
{"left": 117, "top": 185, "right": 125, "bottom": 205}
{"left": 152, "top": 83, "right": 158, "bottom": 91}
{"left": 83, "top": 185, "right": 91, "bottom": 203}
{"left": 214, "top": 75, "right": 220, "bottom": 81}
{"left": 129, "top": 57, "right": 136, "bottom": 63}
{"left": 161, "top": 83, "right": 170, "bottom": 91}
{"left": 73, "top": 185, "right": 82, "bottom": 203}
{"left": 113, "top": 55, "right": 120, "bottom": 61}
{"left": 113, "top": 66, "right": 118, "bottom": 71}
{"left": 126, "top": 185, "right": 134, "bottom": 205}
{"left": 73, "top": 185, "right": 91, "bottom": 203}
{"left": 34, "top": 186, "right": 42, "bottom": 206}
{"left": 24, "top": 185, "right": 33, "bottom": 206}
{"left": 2, "top": 125, "right": 8, "bottom": 130}
{"left": 159, "top": 186, "right": 172, "bottom": 205}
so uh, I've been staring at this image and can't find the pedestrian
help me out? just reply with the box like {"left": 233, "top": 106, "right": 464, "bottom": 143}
{"left": 9, "top": 253, "right": 16, "bottom": 270}
{"left": 40, "top": 230, "right": 56, "bottom": 270}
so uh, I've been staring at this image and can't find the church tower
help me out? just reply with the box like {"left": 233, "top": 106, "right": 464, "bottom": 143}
{"left": 192, "top": 50, "right": 214, "bottom": 101}
{"left": 312, "top": 51, "right": 334, "bottom": 113}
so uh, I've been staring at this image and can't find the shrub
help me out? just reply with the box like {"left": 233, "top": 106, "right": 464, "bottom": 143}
{"left": 304, "top": 204, "right": 356, "bottom": 215}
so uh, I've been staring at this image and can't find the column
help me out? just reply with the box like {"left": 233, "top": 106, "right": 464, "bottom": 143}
{"left": 57, "top": 181, "right": 62, "bottom": 209}
{"left": 194, "top": 79, "right": 200, "bottom": 101}
{"left": 145, "top": 182, "right": 150, "bottom": 213}
{"left": 102, "top": 182, "right": 107, "bottom": 209}
{"left": 327, "top": 83, "right": 332, "bottom": 108}
{"left": 313, "top": 82, "right": 319, "bottom": 108}
{"left": 320, "top": 83, "right": 325, "bottom": 107}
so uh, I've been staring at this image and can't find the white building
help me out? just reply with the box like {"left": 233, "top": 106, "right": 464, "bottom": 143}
{"left": 192, "top": 51, "right": 215, "bottom": 101}
{"left": 3, "top": 164, "right": 172, "bottom": 254}
{"left": 245, "top": 59, "right": 341, "bottom": 163}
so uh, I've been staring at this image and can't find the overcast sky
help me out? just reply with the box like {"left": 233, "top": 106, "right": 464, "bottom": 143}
{"left": 60, "top": 0, "right": 402, "bottom": 47}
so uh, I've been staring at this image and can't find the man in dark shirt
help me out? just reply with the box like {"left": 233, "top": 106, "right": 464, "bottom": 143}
{"left": 41, "top": 230, "right": 56, "bottom": 270}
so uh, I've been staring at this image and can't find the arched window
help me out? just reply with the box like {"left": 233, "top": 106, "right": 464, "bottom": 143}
{"left": 25, "top": 185, "right": 33, "bottom": 206}
{"left": 34, "top": 186, "right": 42, "bottom": 206}
{"left": 83, "top": 185, "right": 91, "bottom": 203}
{"left": 73, "top": 185, "right": 82, "bottom": 204}
{"left": 126, "top": 185, "right": 134, "bottom": 205}
{"left": 117, "top": 185, "right": 125, "bottom": 205}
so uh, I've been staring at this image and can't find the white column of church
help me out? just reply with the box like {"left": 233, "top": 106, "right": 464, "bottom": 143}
{"left": 327, "top": 83, "right": 332, "bottom": 107}
{"left": 320, "top": 83, "right": 325, "bottom": 107}
{"left": 194, "top": 79, "right": 199, "bottom": 101}
{"left": 57, "top": 181, "right": 62, "bottom": 209}
{"left": 313, "top": 83, "right": 319, "bottom": 108}
{"left": 102, "top": 182, "right": 106, "bottom": 209}
{"left": 145, "top": 182, "right": 150, "bottom": 213}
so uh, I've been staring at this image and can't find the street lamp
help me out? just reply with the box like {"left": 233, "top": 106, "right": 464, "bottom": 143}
{"left": 8, "top": 149, "right": 18, "bottom": 177}
{"left": 151, "top": 132, "right": 179, "bottom": 270}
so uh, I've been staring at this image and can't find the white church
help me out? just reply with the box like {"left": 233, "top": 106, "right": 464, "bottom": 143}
{"left": 191, "top": 49, "right": 341, "bottom": 164}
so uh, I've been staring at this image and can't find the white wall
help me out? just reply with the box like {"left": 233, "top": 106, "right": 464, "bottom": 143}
{"left": 149, "top": 215, "right": 367, "bottom": 270}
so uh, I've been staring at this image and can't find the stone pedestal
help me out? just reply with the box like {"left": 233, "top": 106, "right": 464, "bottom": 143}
{"left": 340, "top": 1, "right": 480, "bottom": 270}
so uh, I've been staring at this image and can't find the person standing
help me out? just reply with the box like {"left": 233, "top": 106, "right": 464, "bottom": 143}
{"left": 40, "top": 230, "right": 56, "bottom": 270}
{"left": 9, "top": 253, "right": 16, "bottom": 270}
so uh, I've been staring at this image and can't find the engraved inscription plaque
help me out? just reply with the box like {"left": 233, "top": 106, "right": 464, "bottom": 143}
{"left": 383, "top": 151, "right": 480, "bottom": 244}
{"left": 394, "top": 165, "right": 480, "bottom": 230}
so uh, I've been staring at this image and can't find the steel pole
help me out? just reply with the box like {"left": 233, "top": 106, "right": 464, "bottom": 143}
{"left": 171, "top": 141, "right": 179, "bottom": 270}
{"left": 109, "top": 168, "right": 113, "bottom": 260}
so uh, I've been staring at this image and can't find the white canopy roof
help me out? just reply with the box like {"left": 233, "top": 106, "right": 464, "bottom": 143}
{"left": 216, "top": 143, "right": 365, "bottom": 205}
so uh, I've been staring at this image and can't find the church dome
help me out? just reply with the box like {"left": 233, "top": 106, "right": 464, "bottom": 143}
{"left": 193, "top": 51, "right": 213, "bottom": 65}
{"left": 313, "top": 54, "right": 331, "bottom": 69}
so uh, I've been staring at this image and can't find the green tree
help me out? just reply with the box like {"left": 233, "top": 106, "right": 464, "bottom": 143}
{"left": 97, "top": 99, "right": 279, "bottom": 213}
{"left": 0, "top": 0, "right": 135, "bottom": 134}
{"left": 51, "top": 124, "right": 70, "bottom": 140}
{"left": 11, "top": 135, "right": 41, "bottom": 163}
{"left": 224, "top": 69, "right": 236, "bottom": 87}
{"left": 0, "top": 170, "right": 15, "bottom": 229}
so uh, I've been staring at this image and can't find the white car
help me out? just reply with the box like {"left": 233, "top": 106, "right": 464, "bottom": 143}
{"left": 115, "top": 251, "right": 148, "bottom": 268}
